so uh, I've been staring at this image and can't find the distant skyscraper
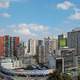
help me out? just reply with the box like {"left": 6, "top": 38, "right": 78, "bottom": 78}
{"left": 17, "top": 42, "right": 25, "bottom": 58}
{"left": 48, "top": 37, "right": 58, "bottom": 52}
{"left": 38, "top": 45, "right": 45, "bottom": 64}
{"left": 68, "top": 29, "right": 80, "bottom": 55}
{"left": 58, "top": 34, "right": 67, "bottom": 49}
{"left": 36, "top": 40, "right": 44, "bottom": 64}
{"left": 27, "top": 39, "right": 38, "bottom": 56}
{"left": 44, "top": 38, "right": 50, "bottom": 65}
{"left": 43, "top": 37, "right": 58, "bottom": 65}
{"left": 13, "top": 37, "right": 20, "bottom": 57}
{"left": 4, "top": 35, "right": 11, "bottom": 57}
{"left": 27, "top": 39, "right": 30, "bottom": 53}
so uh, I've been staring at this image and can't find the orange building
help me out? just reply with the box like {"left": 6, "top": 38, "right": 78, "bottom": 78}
{"left": 0, "top": 35, "right": 20, "bottom": 57}
{"left": 0, "top": 37, "right": 4, "bottom": 57}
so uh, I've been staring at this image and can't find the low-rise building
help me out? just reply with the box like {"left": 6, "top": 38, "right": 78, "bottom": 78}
{"left": 55, "top": 48, "right": 78, "bottom": 73}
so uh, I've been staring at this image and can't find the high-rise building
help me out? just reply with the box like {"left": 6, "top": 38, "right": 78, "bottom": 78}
{"left": 0, "top": 35, "right": 20, "bottom": 57}
{"left": 44, "top": 38, "right": 50, "bottom": 65}
{"left": 13, "top": 37, "right": 20, "bottom": 57}
{"left": 67, "top": 29, "right": 80, "bottom": 69}
{"left": 0, "top": 36, "right": 4, "bottom": 57}
{"left": 4, "top": 35, "right": 11, "bottom": 57}
{"left": 27, "top": 39, "right": 38, "bottom": 56}
{"left": 17, "top": 42, "right": 25, "bottom": 58}
{"left": 27, "top": 40, "right": 30, "bottom": 53}
{"left": 58, "top": 34, "right": 67, "bottom": 49}
{"left": 36, "top": 40, "right": 44, "bottom": 64}
{"left": 68, "top": 29, "right": 80, "bottom": 55}
{"left": 48, "top": 37, "right": 58, "bottom": 53}
{"left": 38, "top": 45, "right": 45, "bottom": 64}
{"left": 43, "top": 37, "right": 58, "bottom": 65}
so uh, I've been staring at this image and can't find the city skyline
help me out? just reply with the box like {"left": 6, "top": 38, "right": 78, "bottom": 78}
{"left": 0, "top": 0, "right": 80, "bottom": 41}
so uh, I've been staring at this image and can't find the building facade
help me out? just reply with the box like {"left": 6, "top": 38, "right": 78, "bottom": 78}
{"left": 68, "top": 30, "right": 80, "bottom": 55}
{"left": 36, "top": 40, "right": 44, "bottom": 64}
{"left": 56, "top": 48, "right": 77, "bottom": 73}
{"left": 27, "top": 39, "right": 38, "bottom": 56}
{"left": 0, "top": 35, "right": 20, "bottom": 58}
{"left": 0, "top": 36, "right": 5, "bottom": 57}
{"left": 44, "top": 38, "right": 50, "bottom": 65}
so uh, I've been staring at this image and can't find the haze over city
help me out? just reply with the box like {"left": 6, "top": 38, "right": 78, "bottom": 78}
{"left": 0, "top": 0, "right": 80, "bottom": 41}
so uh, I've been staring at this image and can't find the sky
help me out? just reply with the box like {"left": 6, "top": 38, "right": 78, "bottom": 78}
{"left": 0, "top": 0, "right": 80, "bottom": 41}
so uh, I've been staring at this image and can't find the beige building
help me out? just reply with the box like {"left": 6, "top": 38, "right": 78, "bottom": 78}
{"left": 27, "top": 39, "right": 38, "bottom": 56}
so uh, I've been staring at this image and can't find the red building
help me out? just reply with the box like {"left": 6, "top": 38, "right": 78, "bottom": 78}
{"left": 0, "top": 35, "right": 20, "bottom": 57}
{"left": 0, "top": 36, "right": 4, "bottom": 57}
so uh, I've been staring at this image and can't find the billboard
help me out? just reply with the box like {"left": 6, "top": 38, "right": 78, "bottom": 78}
{"left": 59, "top": 38, "right": 67, "bottom": 48}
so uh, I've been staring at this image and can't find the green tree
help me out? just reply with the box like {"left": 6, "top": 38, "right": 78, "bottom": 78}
{"left": 62, "top": 73, "right": 72, "bottom": 80}
{"left": 78, "top": 73, "right": 80, "bottom": 80}
{"left": 47, "top": 70, "right": 63, "bottom": 80}
{"left": 47, "top": 70, "right": 72, "bottom": 80}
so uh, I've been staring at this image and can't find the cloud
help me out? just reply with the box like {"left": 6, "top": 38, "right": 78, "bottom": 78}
{"left": 29, "top": 24, "right": 48, "bottom": 32}
{"left": 14, "top": 24, "right": 32, "bottom": 36}
{"left": 0, "top": 1, "right": 10, "bottom": 8}
{"left": 0, "top": 23, "right": 50, "bottom": 40}
{"left": 69, "top": 12, "right": 80, "bottom": 20}
{"left": 0, "top": 28, "right": 5, "bottom": 35}
{"left": 68, "top": 7, "right": 80, "bottom": 20}
{"left": 0, "top": 1, "right": 11, "bottom": 18}
{"left": 8, "top": 23, "right": 50, "bottom": 39}
{"left": 57, "top": 1, "right": 74, "bottom": 10}
{"left": 0, "top": 13, "right": 11, "bottom": 18}
{"left": 56, "top": 1, "right": 80, "bottom": 21}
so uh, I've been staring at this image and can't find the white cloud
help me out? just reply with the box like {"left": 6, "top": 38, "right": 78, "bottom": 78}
{"left": 0, "top": 23, "right": 50, "bottom": 40}
{"left": 12, "top": 23, "right": 49, "bottom": 38}
{"left": 57, "top": 1, "right": 74, "bottom": 10}
{"left": 0, "top": 13, "right": 11, "bottom": 18}
{"left": 14, "top": 24, "right": 31, "bottom": 36}
{"left": 0, "top": 28, "right": 6, "bottom": 35}
{"left": 69, "top": 12, "right": 80, "bottom": 20}
{"left": 29, "top": 24, "right": 48, "bottom": 32}
{"left": 0, "top": 1, "right": 10, "bottom": 8}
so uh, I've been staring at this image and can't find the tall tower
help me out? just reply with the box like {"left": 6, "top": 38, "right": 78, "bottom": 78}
{"left": 4, "top": 35, "right": 20, "bottom": 57}
{"left": 27, "top": 39, "right": 38, "bottom": 56}
{"left": 36, "top": 40, "right": 44, "bottom": 64}
{"left": 0, "top": 36, "right": 4, "bottom": 57}
{"left": 44, "top": 37, "right": 50, "bottom": 65}
{"left": 4, "top": 35, "right": 11, "bottom": 57}
{"left": 68, "top": 28, "right": 80, "bottom": 55}
{"left": 13, "top": 37, "right": 20, "bottom": 57}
